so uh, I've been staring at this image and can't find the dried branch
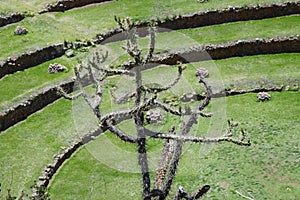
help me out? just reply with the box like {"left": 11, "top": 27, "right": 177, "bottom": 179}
{"left": 100, "top": 109, "right": 133, "bottom": 124}
{"left": 90, "top": 50, "right": 108, "bottom": 70}
{"left": 142, "top": 63, "right": 185, "bottom": 94}
{"left": 111, "top": 91, "right": 136, "bottom": 104}
{"left": 152, "top": 133, "right": 251, "bottom": 146}
{"left": 57, "top": 86, "right": 82, "bottom": 100}
{"left": 235, "top": 190, "right": 256, "bottom": 200}
{"left": 172, "top": 185, "right": 210, "bottom": 200}
{"left": 154, "top": 126, "right": 176, "bottom": 190}
{"left": 153, "top": 100, "right": 182, "bottom": 116}
{"left": 86, "top": 60, "right": 102, "bottom": 118}
{"left": 160, "top": 139, "right": 183, "bottom": 198}
{"left": 197, "top": 77, "right": 212, "bottom": 111}
{"left": 74, "top": 65, "right": 95, "bottom": 115}
{"left": 105, "top": 120, "right": 137, "bottom": 143}
{"left": 144, "top": 22, "right": 156, "bottom": 64}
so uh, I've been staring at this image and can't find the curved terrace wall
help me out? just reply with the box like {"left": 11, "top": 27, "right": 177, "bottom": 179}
{"left": 0, "top": 12, "right": 25, "bottom": 27}
{"left": 1, "top": 36, "right": 299, "bottom": 132}
{"left": 0, "top": 44, "right": 65, "bottom": 79}
{"left": 39, "top": 0, "right": 113, "bottom": 13}
{"left": 1, "top": 2, "right": 299, "bottom": 79}
{"left": 98, "top": 1, "right": 300, "bottom": 44}
{"left": 0, "top": 80, "right": 74, "bottom": 131}
{"left": 153, "top": 36, "right": 300, "bottom": 65}
{"left": 158, "top": 1, "right": 300, "bottom": 30}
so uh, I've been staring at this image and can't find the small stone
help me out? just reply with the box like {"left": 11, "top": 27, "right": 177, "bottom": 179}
{"left": 66, "top": 50, "right": 74, "bottom": 57}
{"left": 48, "top": 63, "right": 67, "bottom": 73}
{"left": 257, "top": 92, "right": 271, "bottom": 101}
{"left": 14, "top": 26, "right": 28, "bottom": 35}
{"left": 146, "top": 109, "right": 165, "bottom": 124}
{"left": 195, "top": 68, "right": 209, "bottom": 78}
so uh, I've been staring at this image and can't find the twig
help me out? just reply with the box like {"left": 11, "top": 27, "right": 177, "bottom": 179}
{"left": 235, "top": 190, "right": 256, "bottom": 200}
{"left": 153, "top": 133, "right": 251, "bottom": 146}
{"left": 105, "top": 120, "right": 137, "bottom": 143}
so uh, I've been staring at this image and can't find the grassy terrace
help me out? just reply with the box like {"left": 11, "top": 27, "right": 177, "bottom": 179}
{"left": 1, "top": 53, "right": 299, "bottom": 197}
{"left": 1, "top": 14, "right": 300, "bottom": 110}
{"left": 49, "top": 91, "right": 300, "bottom": 199}
{"left": 0, "top": 0, "right": 299, "bottom": 59}
{"left": 0, "top": 0, "right": 299, "bottom": 199}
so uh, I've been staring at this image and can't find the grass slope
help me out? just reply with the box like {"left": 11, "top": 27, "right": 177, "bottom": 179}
{"left": 0, "top": 51, "right": 299, "bottom": 197}
{"left": 1, "top": 1, "right": 299, "bottom": 59}
{"left": 48, "top": 91, "right": 300, "bottom": 199}
{"left": 1, "top": 52, "right": 299, "bottom": 111}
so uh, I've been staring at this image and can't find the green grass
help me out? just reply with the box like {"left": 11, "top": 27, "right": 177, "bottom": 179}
{"left": 105, "top": 14, "right": 300, "bottom": 54}
{"left": 1, "top": 0, "right": 300, "bottom": 199}
{"left": 0, "top": 98, "right": 75, "bottom": 197}
{"left": 0, "top": 0, "right": 297, "bottom": 15}
{"left": 0, "top": 0, "right": 51, "bottom": 13}
{"left": 48, "top": 91, "right": 300, "bottom": 199}
{"left": 0, "top": 49, "right": 93, "bottom": 111}
{"left": 1, "top": 51, "right": 298, "bottom": 197}
{"left": 1, "top": 52, "right": 299, "bottom": 111}
{"left": 1, "top": 1, "right": 299, "bottom": 59}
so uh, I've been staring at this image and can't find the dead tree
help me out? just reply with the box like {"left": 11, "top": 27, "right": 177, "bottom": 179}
{"left": 58, "top": 17, "right": 250, "bottom": 200}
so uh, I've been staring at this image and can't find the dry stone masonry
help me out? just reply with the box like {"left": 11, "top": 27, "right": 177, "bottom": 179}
{"left": 0, "top": 12, "right": 25, "bottom": 27}
{"left": 39, "top": 0, "right": 113, "bottom": 13}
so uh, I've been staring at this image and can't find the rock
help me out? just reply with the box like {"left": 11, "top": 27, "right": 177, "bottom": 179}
{"left": 66, "top": 50, "right": 74, "bottom": 57}
{"left": 146, "top": 109, "right": 165, "bottom": 124}
{"left": 257, "top": 92, "right": 271, "bottom": 101}
{"left": 48, "top": 63, "right": 67, "bottom": 73}
{"left": 195, "top": 68, "right": 209, "bottom": 78}
{"left": 14, "top": 26, "right": 27, "bottom": 35}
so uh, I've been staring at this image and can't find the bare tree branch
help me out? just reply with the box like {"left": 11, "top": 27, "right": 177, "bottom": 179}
{"left": 105, "top": 120, "right": 137, "bottom": 143}
{"left": 111, "top": 91, "right": 136, "bottom": 104}
{"left": 142, "top": 63, "right": 184, "bottom": 94}
{"left": 57, "top": 86, "right": 82, "bottom": 100}
{"left": 73, "top": 65, "right": 96, "bottom": 116}
{"left": 152, "top": 133, "right": 251, "bottom": 146}
{"left": 172, "top": 185, "right": 210, "bottom": 200}
{"left": 144, "top": 22, "right": 156, "bottom": 64}
{"left": 64, "top": 17, "right": 252, "bottom": 200}
{"left": 154, "top": 126, "right": 176, "bottom": 190}
{"left": 153, "top": 100, "right": 182, "bottom": 116}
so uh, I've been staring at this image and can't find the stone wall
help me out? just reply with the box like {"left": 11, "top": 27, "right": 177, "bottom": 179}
{"left": 36, "top": 127, "right": 104, "bottom": 189}
{"left": 0, "top": 12, "right": 25, "bottom": 27}
{"left": 39, "top": 0, "right": 113, "bottom": 13}
{"left": 1, "top": 36, "right": 299, "bottom": 132}
{"left": 158, "top": 2, "right": 300, "bottom": 30}
{"left": 0, "top": 80, "right": 74, "bottom": 131}
{"left": 0, "top": 44, "right": 65, "bottom": 79}
{"left": 2, "top": 2, "right": 298, "bottom": 78}
{"left": 97, "top": 2, "right": 300, "bottom": 44}
{"left": 152, "top": 36, "right": 300, "bottom": 65}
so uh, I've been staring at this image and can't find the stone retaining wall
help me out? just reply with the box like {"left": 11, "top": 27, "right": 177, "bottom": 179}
{"left": 158, "top": 1, "right": 300, "bottom": 30}
{"left": 0, "top": 12, "right": 25, "bottom": 27}
{"left": 1, "top": 36, "right": 299, "bottom": 132}
{"left": 2, "top": 2, "right": 299, "bottom": 78}
{"left": 152, "top": 36, "right": 300, "bottom": 65}
{"left": 0, "top": 44, "right": 65, "bottom": 79}
{"left": 39, "top": 0, "right": 113, "bottom": 13}
{"left": 0, "top": 80, "right": 74, "bottom": 131}
{"left": 35, "top": 127, "right": 104, "bottom": 190}
{"left": 97, "top": 1, "right": 300, "bottom": 44}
